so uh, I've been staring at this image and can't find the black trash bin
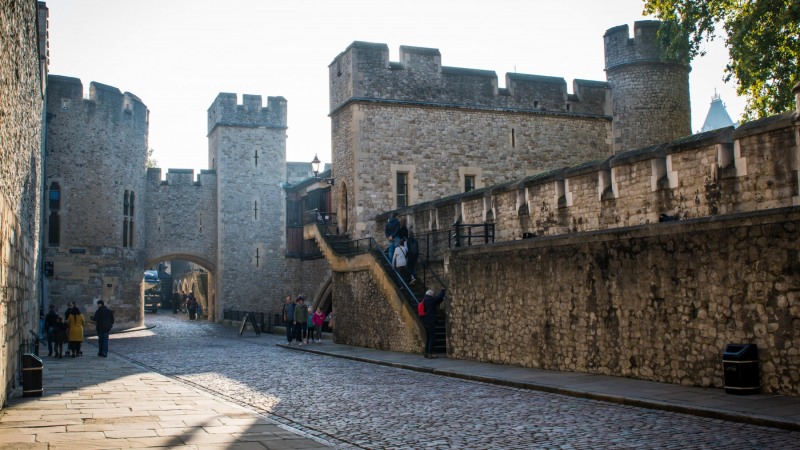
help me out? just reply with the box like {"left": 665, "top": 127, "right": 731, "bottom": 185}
{"left": 722, "top": 343, "right": 759, "bottom": 395}
{"left": 22, "top": 353, "right": 43, "bottom": 397}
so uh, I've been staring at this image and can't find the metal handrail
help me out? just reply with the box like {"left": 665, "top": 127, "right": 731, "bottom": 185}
{"left": 450, "top": 221, "right": 495, "bottom": 248}
{"left": 315, "top": 223, "right": 421, "bottom": 307}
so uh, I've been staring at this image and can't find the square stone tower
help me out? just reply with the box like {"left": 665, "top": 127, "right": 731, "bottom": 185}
{"left": 207, "top": 93, "right": 288, "bottom": 313}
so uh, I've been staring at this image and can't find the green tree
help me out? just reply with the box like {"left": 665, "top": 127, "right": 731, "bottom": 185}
{"left": 644, "top": 0, "right": 800, "bottom": 120}
{"left": 146, "top": 148, "right": 158, "bottom": 169}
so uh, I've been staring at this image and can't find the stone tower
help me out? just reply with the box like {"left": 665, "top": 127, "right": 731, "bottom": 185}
{"left": 207, "top": 93, "right": 288, "bottom": 313}
{"left": 604, "top": 21, "right": 691, "bottom": 153}
{"left": 44, "top": 75, "right": 149, "bottom": 327}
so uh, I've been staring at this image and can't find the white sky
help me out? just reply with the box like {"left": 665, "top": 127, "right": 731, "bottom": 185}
{"left": 45, "top": 0, "right": 744, "bottom": 175}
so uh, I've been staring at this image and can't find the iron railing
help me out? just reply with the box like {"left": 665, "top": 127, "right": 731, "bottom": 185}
{"left": 222, "top": 310, "right": 276, "bottom": 333}
{"left": 450, "top": 221, "right": 495, "bottom": 247}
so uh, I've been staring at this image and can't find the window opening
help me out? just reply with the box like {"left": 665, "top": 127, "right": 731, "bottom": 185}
{"left": 254, "top": 201, "right": 258, "bottom": 220}
{"left": 465, "top": 175, "right": 476, "bottom": 193}
{"left": 396, "top": 172, "right": 408, "bottom": 208}
{"left": 48, "top": 212, "right": 60, "bottom": 247}
{"left": 511, "top": 128, "right": 516, "bottom": 148}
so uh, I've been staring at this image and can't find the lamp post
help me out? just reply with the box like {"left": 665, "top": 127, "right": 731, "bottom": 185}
{"left": 311, "top": 154, "right": 334, "bottom": 186}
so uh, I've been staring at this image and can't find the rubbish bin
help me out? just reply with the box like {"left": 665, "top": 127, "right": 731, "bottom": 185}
{"left": 722, "top": 344, "right": 759, "bottom": 395}
{"left": 22, "top": 353, "right": 43, "bottom": 397}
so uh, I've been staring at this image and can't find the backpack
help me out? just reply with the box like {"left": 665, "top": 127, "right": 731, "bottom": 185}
{"left": 407, "top": 236, "right": 419, "bottom": 256}
{"left": 417, "top": 299, "right": 426, "bottom": 317}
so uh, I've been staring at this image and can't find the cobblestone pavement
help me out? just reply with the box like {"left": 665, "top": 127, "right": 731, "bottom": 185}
{"left": 106, "top": 314, "right": 800, "bottom": 449}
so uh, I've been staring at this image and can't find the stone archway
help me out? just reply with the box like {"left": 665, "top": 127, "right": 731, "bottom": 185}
{"left": 145, "top": 253, "right": 217, "bottom": 321}
{"left": 313, "top": 275, "right": 334, "bottom": 332}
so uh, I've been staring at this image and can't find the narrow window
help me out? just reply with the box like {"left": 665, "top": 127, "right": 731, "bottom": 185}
{"left": 534, "top": 100, "right": 539, "bottom": 109}
{"left": 465, "top": 175, "right": 476, "bottom": 193}
{"left": 49, "top": 182, "right": 61, "bottom": 210}
{"left": 122, "top": 190, "right": 135, "bottom": 247}
{"left": 48, "top": 182, "right": 61, "bottom": 247}
{"left": 48, "top": 212, "right": 60, "bottom": 247}
{"left": 396, "top": 172, "right": 408, "bottom": 208}
{"left": 254, "top": 201, "right": 258, "bottom": 220}
{"left": 255, "top": 248, "right": 260, "bottom": 267}
{"left": 511, "top": 128, "right": 515, "bottom": 148}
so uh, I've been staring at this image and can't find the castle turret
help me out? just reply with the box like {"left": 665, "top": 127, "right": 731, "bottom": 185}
{"left": 604, "top": 21, "right": 691, "bottom": 153}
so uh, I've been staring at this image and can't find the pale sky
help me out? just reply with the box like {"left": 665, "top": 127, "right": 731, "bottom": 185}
{"left": 45, "top": 0, "right": 744, "bottom": 175}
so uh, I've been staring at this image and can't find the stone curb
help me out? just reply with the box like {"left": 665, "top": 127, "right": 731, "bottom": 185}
{"left": 278, "top": 343, "right": 800, "bottom": 432}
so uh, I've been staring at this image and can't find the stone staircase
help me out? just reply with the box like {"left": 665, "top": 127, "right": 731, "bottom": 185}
{"left": 309, "top": 223, "right": 447, "bottom": 355}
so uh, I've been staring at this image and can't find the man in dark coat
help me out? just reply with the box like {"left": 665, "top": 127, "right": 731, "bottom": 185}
{"left": 92, "top": 300, "right": 114, "bottom": 357}
{"left": 282, "top": 296, "right": 295, "bottom": 344}
{"left": 420, "top": 288, "right": 446, "bottom": 358}
{"left": 384, "top": 212, "right": 400, "bottom": 260}
{"left": 44, "top": 304, "right": 59, "bottom": 357}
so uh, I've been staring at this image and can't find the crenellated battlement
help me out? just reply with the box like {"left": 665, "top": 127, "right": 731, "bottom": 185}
{"left": 46, "top": 75, "right": 149, "bottom": 125}
{"left": 329, "top": 41, "right": 610, "bottom": 116}
{"left": 207, "top": 92, "right": 287, "bottom": 135}
{"left": 147, "top": 168, "right": 217, "bottom": 187}
{"left": 604, "top": 20, "right": 687, "bottom": 71}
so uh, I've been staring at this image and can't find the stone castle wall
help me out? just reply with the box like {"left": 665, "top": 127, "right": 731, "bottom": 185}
{"left": 44, "top": 75, "right": 149, "bottom": 327}
{"left": 333, "top": 102, "right": 612, "bottom": 238}
{"left": 331, "top": 270, "right": 420, "bottom": 352}
{"left": 447, "top": 207, "right": 800, "bottom": 396}
{"left": 382, "top": 112, "right": 799, "bottom": 243}
{"left": 144, "top": 168, "right": 218, "bottom": 269}
{"left": 0, "top": 0, "right": 45, "bottom": 405}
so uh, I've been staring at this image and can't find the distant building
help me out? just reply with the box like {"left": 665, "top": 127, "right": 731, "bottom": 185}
{"left": 700, "top": 92, "right": 736, "bottom": 132}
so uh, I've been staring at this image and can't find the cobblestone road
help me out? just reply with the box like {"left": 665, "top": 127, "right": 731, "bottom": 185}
{"left": 102, "top": 314, "right": 799, "bottom": 449}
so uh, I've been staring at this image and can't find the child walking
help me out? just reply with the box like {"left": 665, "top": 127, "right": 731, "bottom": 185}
{"left": 312, "top": 307, "right": 326, "bottom": 343}
{"left": 306, "top": 307, "right": 314, "bottom": 344}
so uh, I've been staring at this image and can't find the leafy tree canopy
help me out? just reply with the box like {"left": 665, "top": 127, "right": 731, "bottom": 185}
{"left": 146, "top": 148, "right": 158, "bottom": 169}
{"left": 644, "top": 0, "right": 799, "bottom": 120}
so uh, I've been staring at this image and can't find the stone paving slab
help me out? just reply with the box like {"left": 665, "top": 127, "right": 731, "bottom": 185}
{"left": 280, "top": 340, "right": 800, "bottom": 432}
{"left": 0, "top": 349, "right": 331, "bottom": 449}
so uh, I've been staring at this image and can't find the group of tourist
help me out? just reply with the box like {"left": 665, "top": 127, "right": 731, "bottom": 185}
{"left": 384, "top": 212, "right": 418, "bottom": 285}
{"left": 43, "top": 300, "right": 114, "bottom": 358}
{"left": 282, "top": 295, "right": 328, "bottom": 345}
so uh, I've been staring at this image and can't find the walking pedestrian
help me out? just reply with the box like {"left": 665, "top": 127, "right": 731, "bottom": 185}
{"left": 294, "top": 296, "right": 308, "bottom": 345}
{"left": 392, "top": 238, "right": 409, "bottom": 282}
{"left": 420, "top": 289, "right": 445, "bottom": 358}
{"left": 312, "top": 307, "right": 325, "bottom": 343}
{"left": 91, "top": 300, "right": 114, "bottom": 357}
{"left": 187, "top": 293, "right": 198, "bottom": 321}
{"left": 282, "top": 296, "right": 295, "bottom": 344}
{"left": 384, "top": 212, "right": 400, "bottom": 260}
{"left": 53, "top": 316, "right": 67, "bottom": 359}
{"left": 306, "top": 306, "right": 314, "bottom": 343}
{"left": 44, "top": 305, "right": 59, "bottom": 357}
{"left": 67, "top": 306, "right": 85, "bottom": 357}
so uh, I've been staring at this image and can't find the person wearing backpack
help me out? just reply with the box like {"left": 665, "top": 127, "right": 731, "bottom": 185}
{"left": 418, "top": 288, "right": 445, "bottom": 359}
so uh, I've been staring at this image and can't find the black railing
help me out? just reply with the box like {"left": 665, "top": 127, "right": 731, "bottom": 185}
{"left": 450, "top": 221, "right": 495, "bottom": 248}
{"left": 222, "top": 310, "right": 276, "bottom": 333}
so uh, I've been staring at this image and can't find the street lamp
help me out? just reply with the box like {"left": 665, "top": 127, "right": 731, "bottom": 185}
{"left": 311, "top": 154, "right": 334, "bottom": 186}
